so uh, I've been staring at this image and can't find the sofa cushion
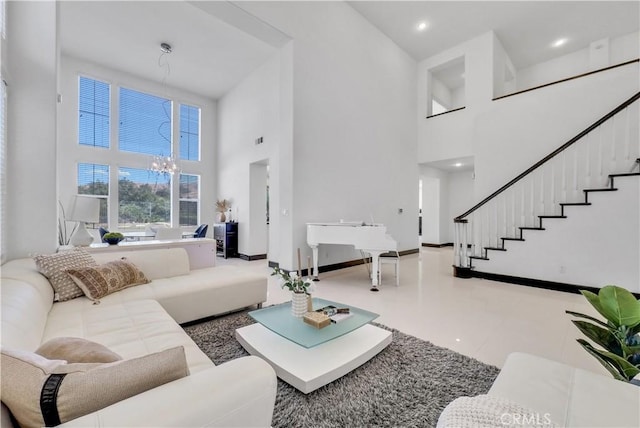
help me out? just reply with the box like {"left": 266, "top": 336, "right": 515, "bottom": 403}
{"left": 91, "top": 248, "right": 190, "bottom": 280}
{"left": 1, "top": 346, "right": 189, "bottom": 428}
{"left": 36, "top": 337, "right": 122, "bottom": 363}
{"left": 43, "top": 298, "right": 215, "bottom": 374}
{"left": 33, "top": 249, "right": 97, "bottom": 301}
{"left": 65, "top": 259, "right": 150, "bottom": 302}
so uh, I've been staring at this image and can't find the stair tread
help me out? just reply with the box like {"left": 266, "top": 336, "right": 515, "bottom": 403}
{"left": 560, "top": 202, "right": 592, "bottom": 206}
{"left": 609, "top": 173, "right": 640, "bottom": 177}
{"left": 538, "top": 215, "right": 567, "bottom": 219}
{"left": 469, "top": 256, "right": 489, "bottom": 260}
{"left": 519, "top": 227, "right": 545, "bottom": 230}
{"left": 584, "top": 188, "right": 617, "bottom": 192}
{"left": 502, "top": 237, "right": 525, "bottom": 241}
{"left": 485, "top": 247, "right": 506, "bottom": 251}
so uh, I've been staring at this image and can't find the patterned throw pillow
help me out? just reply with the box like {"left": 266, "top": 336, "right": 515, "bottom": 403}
{"left": 1, "top": 346, "right": 189, "bottom": 428}
{"left": 33, "top": 249, "right": 98, "bottom": 301}
{"left": 65, "top": 259, "right": 150, "bottom": 302}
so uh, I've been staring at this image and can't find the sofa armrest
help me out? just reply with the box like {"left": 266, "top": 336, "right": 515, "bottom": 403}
{"left": 60, "top": 356, "right": 277, "bottom": 428}
{"left": 488, "top": 352, "right": 640, "bottom": 427}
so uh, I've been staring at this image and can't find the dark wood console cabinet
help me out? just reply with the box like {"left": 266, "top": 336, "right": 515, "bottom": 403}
{"left": 213, "top": 222, "right": 238, "bottom": 258}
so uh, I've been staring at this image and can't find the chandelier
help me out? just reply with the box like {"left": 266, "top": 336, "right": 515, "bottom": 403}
{"left": 150, "top": 154, "right": 180, "bottom": 175}
{"left": 148, "top": 42, "right": 179, "bottom": 176}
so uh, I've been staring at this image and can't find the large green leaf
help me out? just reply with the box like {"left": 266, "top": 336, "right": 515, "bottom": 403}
{"left": 581, "top": 290, "right": 611, "bottom": 322}
{"left": 598, "top": 286, "right": 640, "bottom": 328}
{"left": 565, "top": 310, "right": 610, "bottom": 329}
{"left": 571, "top": 320, "right": 622, "bottom": 355}
{"left": 578, "top": 340, "right": 627, "bottom": 381}
{"left": 581, "top": 340, "right": 640, "bottom": 380}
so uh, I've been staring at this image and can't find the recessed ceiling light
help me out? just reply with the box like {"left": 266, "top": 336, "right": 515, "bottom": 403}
{"left": 454, "top": 163, "right": 463, "bottom": 167}
{"left": 417, "top": 21, "right": 428, "bottom": 31}
{"left": 552, "top": 38, "right": 567, "bottom": 48}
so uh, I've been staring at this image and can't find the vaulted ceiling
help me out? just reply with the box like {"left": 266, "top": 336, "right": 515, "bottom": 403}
{"left": 59, "top": 1, "right": 639, "bottom": 100}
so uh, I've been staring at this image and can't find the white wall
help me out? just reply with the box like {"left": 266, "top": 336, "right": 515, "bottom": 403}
{"left": 473, "top": 177, "right": 640, "bottom": 292}
{"left": 474, "top": 64, "right": 639, "bottom": 201}
{"left": 419, "top": 166, "right": 474, "bottom": 245}
{"left": 58, "top": 55, "right": 217, "bottom": 236}
{"left": 236, "top": 2, "right": 418, "bottom": 271}
{"left": 5, "top": 1, "right": 58, "bottom": 259}
{"left": 418, "top": 32, "right": 494, "bottom": 164}
{"left": 516, "top": 31, "right": 639, "bottom": 91}
{"left": 421, "top": 177, "right": 440, "bottom": 244}
{"left": 217, "top": 52, "right": 281, "bottom": 258}
{"left": 446, "top": 170, "right": 474, "bottom": 240}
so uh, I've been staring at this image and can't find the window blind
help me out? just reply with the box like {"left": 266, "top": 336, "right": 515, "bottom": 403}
{"left": 179, "top": 104, "right": 200, "bottom": 160}
{"left": 119, "top": 88, "right": 172, "bottom": 156}
{"left": 79, "top": 77, "right": 110, "bottom": 148}
{"left": 179, "top": 174, "right": 199, "bottom": 226}
{"left": 77, "top": 163, "right": 109, "bottom": 226}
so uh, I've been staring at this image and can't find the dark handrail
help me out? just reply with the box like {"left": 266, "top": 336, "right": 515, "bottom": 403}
{"left": 493, "top": 59, "right": 639, "bottom": 101}
{"left": 426, "top": 106, "right": 466, "bottom": 119}
{"left": 455, "top": 91, "right": 640, "bottom": 221}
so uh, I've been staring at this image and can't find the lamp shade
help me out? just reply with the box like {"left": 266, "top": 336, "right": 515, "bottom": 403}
{"left": 68, "top": 195, "right": 100, "bottom": 223}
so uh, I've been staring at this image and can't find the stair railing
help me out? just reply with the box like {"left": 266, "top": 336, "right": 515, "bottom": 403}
{"left": 453, "top": 92, "right": 640, "bottom": 274}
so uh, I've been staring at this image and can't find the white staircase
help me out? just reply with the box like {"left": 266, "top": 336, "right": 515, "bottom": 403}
{"left": 453, "top": 92, "right": 640, "bottom": 291}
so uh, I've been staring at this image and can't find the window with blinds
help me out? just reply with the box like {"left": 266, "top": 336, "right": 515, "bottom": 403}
{"left": 118, "top": 167, "right": 170, "bottom": 228}
{"left": 119, "top": 88, "right": 172, "bottom": 156}
{"left": 75, "top": 74, "right": 202, "bottom": 230}
{"left": 179, "top": 104, "right": 200, "bottom": 161}
{"left": 179, "top": 174, "right": 199, "bottom": 226}
{"left": 79, "top": 77, "right": 110, "bottom": 148}
{"left": 77, "top": 163, "right": 109, "bottom": 227}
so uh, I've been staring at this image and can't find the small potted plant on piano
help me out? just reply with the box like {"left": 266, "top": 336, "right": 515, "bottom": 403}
{"left": 271, "top": 266, "right": 312, "bottom": 318}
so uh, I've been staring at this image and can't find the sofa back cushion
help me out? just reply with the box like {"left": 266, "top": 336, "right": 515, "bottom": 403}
{"left": 91, "top": 248, "right": 190, "bottom": 280}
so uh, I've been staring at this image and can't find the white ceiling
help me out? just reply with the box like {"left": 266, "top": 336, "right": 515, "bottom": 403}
{"left": 59, "top": 1, "right": 639, "bottom": 101}
{"left": 423, "top": 156, "right": 475, "bottom": 173}
{"left": 59, "top": 1, "right": 277, "bottom": 99}
{"left": 348, "top": 1, "right": 640, "bottom": 68}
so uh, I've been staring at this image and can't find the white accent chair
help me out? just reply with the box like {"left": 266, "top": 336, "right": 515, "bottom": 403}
{"left": 155, "top": 227, "right": 183, "bottom": 240}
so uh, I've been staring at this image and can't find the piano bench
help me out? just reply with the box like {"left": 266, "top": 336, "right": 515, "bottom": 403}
{"left": 379, "top": 251, "right": 400, "bottom": 287}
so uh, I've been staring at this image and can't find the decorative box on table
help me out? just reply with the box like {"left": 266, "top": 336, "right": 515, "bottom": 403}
{"left": 303, "top": 312, "right": 331, "bottom": 329}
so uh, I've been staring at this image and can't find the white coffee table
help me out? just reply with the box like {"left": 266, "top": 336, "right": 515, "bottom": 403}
{"left": 235, "top": 299, "right": 392, "bottom": 394}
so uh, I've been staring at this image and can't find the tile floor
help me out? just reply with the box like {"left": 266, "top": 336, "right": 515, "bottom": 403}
{"left": 218, "top": 247, "right": 607, "bottom": 375}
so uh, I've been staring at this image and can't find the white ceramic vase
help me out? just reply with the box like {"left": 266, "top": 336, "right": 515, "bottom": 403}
{"left": 291, "top": 292, "right": 308, "bottom": 318}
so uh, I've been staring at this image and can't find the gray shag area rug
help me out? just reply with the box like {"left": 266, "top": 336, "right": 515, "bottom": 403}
{"left": 184, "top": 311, "right": 500, "bottom": 428}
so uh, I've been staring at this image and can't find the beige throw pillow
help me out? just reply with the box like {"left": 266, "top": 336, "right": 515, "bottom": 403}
{"left": 36, "top": 337, "right": 122, "bottom": 364}
{"left": 65, "top": 258, "right": 150, "bottom": 302}
{"left": 33, "top": 249, "right": 97, "bottom": 301}
{"left": 1, "top": 346, "right": 189, "bottom": 428}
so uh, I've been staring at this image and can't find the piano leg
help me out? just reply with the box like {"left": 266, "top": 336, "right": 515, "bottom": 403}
{"left": 369, "top": 251, "right": 382, "bottom": 292}
{"left": 310, "top": 245, "right": 320, "bottom": 281}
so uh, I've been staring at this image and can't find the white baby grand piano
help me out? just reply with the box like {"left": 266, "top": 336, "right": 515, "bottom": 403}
{"left": 307, "top": 222, "right": 398, "bottom": 291}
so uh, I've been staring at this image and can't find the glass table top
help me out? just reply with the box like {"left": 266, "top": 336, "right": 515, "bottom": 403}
{"left": 248, "top": 297, "right": 380, "bottom": 348}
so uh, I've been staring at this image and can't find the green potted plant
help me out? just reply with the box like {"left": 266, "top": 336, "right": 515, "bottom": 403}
{"left": 271, "top": 266, "right": 312, "bottom": 318}
{"left": 566, "top": 285, "right": 640, "bottom": 384}
{"left": 103, "top": 232, "right": 125, "bottom": 245}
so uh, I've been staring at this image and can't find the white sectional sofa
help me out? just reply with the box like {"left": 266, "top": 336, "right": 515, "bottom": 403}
{"left": 1, "top": 248, "right": 277, "bottom": 427}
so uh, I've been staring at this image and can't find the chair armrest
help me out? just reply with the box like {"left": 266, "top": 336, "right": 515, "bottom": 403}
{"left": 60, "top": 356, "right": 277, "bottom": 427}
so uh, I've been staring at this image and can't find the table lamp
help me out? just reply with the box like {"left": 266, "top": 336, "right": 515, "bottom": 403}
{"left": 68, "top": 195, "right": 100, "bottom": 247}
